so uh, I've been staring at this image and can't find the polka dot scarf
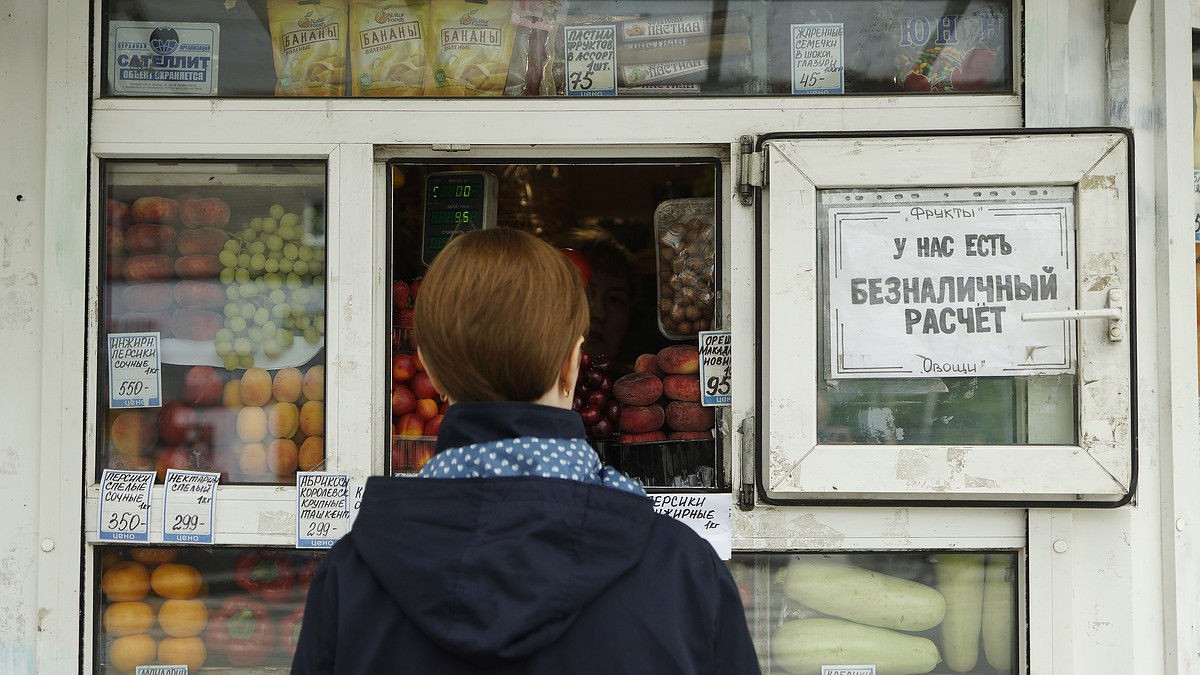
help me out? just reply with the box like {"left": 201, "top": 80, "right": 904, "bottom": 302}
{"left": 417, "top": 436, "right": 647, "bottom": 497}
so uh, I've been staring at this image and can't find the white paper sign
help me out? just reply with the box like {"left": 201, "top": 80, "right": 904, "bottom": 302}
{"left": 698, "top": 330, "right": 731, "bottom": 406}
{"left": 109, "top": 22, "right": 220, "bottom": 96}
{"left": 162, "top": 469, "right": 219, "bottom": 544}
{"left": 99, "top": 470, "right": 155, "bottom": 543}
{"left": 651, "top": 492, "right": 732, "bottom": 560}
{"left": 296, "top": 472, "right": 350, "bottom": 549}
{"left": 826, "top": 202, "right": 1077, "bottom": 379}
{"left": 347, "top": 482, "right": 366, "bottom": 528}
{"left": 564, "top": 25, "right": 617, "bottom": 96}
{"left": 791, "top": 23, "right": 844, "bottom": 94}
{"left": 108, "top": 332, "right": 162, "bottom": 409}
{"left": 821, "top": 667, "right": 875, "bottom": 675}
{"left": 136, "top": 666, "right": 188, "bottom": 675}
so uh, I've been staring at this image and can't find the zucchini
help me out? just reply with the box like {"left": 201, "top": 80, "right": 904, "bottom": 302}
{"left": 771, "top": 617, "right": 941, "bottom": 675}
{"left": 982, "top": 555, "right": 1015, "bottom": 672}
{"left": 934, "top": 553, "right": 986, "bottom": 672}
{"left": 776, "top": 557, "right": 947, "bottom": 631}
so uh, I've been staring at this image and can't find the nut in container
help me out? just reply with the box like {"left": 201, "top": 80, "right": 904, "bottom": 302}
{"left": 655, "top": 198, "right": 715, "bottom": 339}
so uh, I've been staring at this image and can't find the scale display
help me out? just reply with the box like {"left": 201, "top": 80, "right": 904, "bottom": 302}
{"left": 421, "top": 171, "right": 498, "bottom": 264}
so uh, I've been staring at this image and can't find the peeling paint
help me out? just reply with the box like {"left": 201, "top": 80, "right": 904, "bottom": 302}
{"left": 0, "top": 446, "right": 18, "bottom": 475}
{"left": 1079, "top": 174, "right": 1117, "bottom": 192}
{"left": 258, "top": 509, "right": 296, "bottom": 535}
{"left": 895, "top": 448, "right": 928, "bottom": 480}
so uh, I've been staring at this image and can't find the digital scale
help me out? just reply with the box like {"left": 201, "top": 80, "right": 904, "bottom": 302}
{"left": 421, "top": 170, "right": 498, "bottom": 264}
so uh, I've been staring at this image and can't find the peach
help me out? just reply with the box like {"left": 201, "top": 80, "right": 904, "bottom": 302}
{"left": 665, "top": 400, "right": 713, "bottom": 432}
{"left": 170, "top": 308, "right": 222, "bottom": 342}
{"left": 612, "top": 372, "right": 663, "bottom": 406}
{"left": 110, "top": 411, "right": 158, "bottom": 457}
{"left": 391, "top": 386, "right": 416, "bottom": 417}
{"left": 174, "top": 254, "right": 222, "bottom": 280}
{"left": 267, "top": 401, "right": 299, "bottom": 439}
{"left": 272, "top": 367, "right": 303, "bottom": 403}
{"left": 617, "top": 404, "right": 665, "bottom": 434}
{"left": 157, "top": 401, "right": 196, "bottom": 446}
{"left": 176, "top": 227, "right": 229, "bottom": 256}
{"left": 236, "top": 406, "right": 268, "bottom": 443}
{"left": 221, "top": 380, "right": 243, "bottom": 409}
{"left": 423, "top": 414, "right": 443, "bottom": 436}
{"left": 183, "top": 366, "right": 223, "bottom": 406}
{"left": 657, "top": 344, "right": 700, "bottom": 375}
{"left": 239, "top": 368, "right": 273, "bottom": 407}
{"left": 662, "top": 374, "right": 701, "bottom": 402}
{"left": 124, "top": 223, "right": 177, "bottom": 255}
{"left": 619, "top": 431, "right": 667, "bottom": 444}
{"left": 396, "top": 412, "right": 424, "bottom": 438}
{"left": 123, "top": 254, "right": 174, "bottom": 282}
{"left": 180, "top": 197, "right": 230, "bottom": 228}
{"left": 266, "top": 438, "right": 299, "bottom": 476}
{"left": 298, "top": 436, "right": 325, "bottom": 471}
{"left": 299, "top": 400, "right": 324, "bottom": 437}
{"left": 634, "top": 353, "right": 666, "bottom": 378}
{"left": 415, "top": 397, "right": 439, "bottom": 421}
{"left": 410, "top": 441, "right": 435, "bottom": 470}
{"left": 173, "top": 280, "right": 225, "bottom": 309}
{"left": 121, "top": 283, "right": 175, "bottom": 313}
{"left": 131, "top": 196, "right": 180, "bottom": 225}
{"left": 410, "top": 372, "right": 438, "bottom": 399}
{"left": 301, "top": 365, "right": 324, "bottom": 401}
{"left": 391, "top": 353, "right": 416, "bottom": 383}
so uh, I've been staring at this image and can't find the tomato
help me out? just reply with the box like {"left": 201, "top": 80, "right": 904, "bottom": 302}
{"left": 157, "top": 598, "right": 209, "bottom": 637}
{"left": 149, "top": 562, "right": 203, "bottom": 600}
{"left": 101, "top": 561, "right": 150, "bottom": 602}
{"left": 103, "top": 601, "right": 155, "bottom": 637}
{"left": 108, "top": 633, "right": 157, "bottom": 675}
{"left": 158, "top": 635, "right": 207, "bottom": 671}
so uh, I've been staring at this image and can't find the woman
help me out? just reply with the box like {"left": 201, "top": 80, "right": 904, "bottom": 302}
{"left": 291, "top": 227, "right": 761, "bottom": 675}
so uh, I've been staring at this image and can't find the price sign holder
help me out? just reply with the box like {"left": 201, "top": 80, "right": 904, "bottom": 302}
{"left": 107, "top": 332, "right": 162, "bottom": 409}
{"left": 161, "top": 469, "right": 219, "bottom": 544}
{"left": 296, "top": 472, "right": 350, "bottom": 549}
{"left": 564, "top": 24, "right": 617, "bottom": 96}
{"left": 698, "top": 330, "right": 732, "bottom": 406}
{"left": 98, "top": 469, "right": 155, "bottom": 543}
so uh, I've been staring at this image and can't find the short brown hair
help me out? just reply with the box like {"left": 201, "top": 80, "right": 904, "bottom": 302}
{"left": 414, "top": 228, "right": 590, "bottom": 402}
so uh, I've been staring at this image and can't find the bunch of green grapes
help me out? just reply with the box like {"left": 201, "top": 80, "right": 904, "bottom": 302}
{"left": 212, "top": 203, "right": 327, "bottom": 370}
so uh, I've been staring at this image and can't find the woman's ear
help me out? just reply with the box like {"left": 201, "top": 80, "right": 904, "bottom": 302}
{"left": 559, "top": 336, "right": 584, "bottom": 396}
{"left": 416, "top": 346, "right": 452, "bottom": 404}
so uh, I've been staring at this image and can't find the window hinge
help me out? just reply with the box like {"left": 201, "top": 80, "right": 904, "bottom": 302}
{"left": 737, "top": 414, "right": 756, "bottom": 511}
{"left": 736, "top": 135, "right": 764, "bottom": 207}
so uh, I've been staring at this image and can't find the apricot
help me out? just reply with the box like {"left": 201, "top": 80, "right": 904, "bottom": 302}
{"left": 130, "top": 196, "right": 180, "bottom": 225}
{"left": 222, "top": 380, "right": 243, "bottom": 409}
{"left": 110, "top": 411, "right": 157, "bottom": 457}
{"left": 662, "top": 374, "right": 701, "bottom": 402}
{"left": 665, "top": 400, "right": 713, "bottom": 432}
{"left": 612, "top": 372, "right": 663, "bottom": 406}
{"left": 298, "top": 436, "right": 325, "bottom": 471}
{"left": 657, "top": 344, "right": 700, "bottom": 375}
{"left": 267, "top": 438, "right": 299, "bottom": 476}
{"left": 299, "top": 400, "right": 325, "bottom": 436}
{"left": 236, "top": 406, "right": 268, "bottom": 442}
{"left": 238, "top": 442, "right": 268, "bottom": 474}
{"left": 272, "top": 367, "right": 303, "bottom": 403}
{"left": 267, "top": 401, "right": 299, "bottom": 438}
{"left": 617, "top": 404, "right": 665, "bottom": 434}
{"left": 239, "top": 367, "right": 273, "bottom": 407}
{"left": 302, "top": 364, "right": 325, "bottom": 401}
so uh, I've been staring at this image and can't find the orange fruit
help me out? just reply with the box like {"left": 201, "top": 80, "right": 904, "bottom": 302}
{"left": 129, "top": 547, "right": 180, "bottom": 566}
{"left": 157, "top": 635, "right": 207, "bottom": 671}
{"left": 157, "top": 598, "right": 208, "bottom": 637}
{"left": 299, "top": 436, "right": 325, "bottom": 471}
{"left": 108, "top": 633, "right": 157, "bottom": 675}
{"left": 149, "top": 562, "right": 203, "bottom": 600}
{"left": 101, "top": 561, "right": 150, "bottom": 602}
{"left": 267, "top": 438, "right": 299, "bottom": 477}
{"left": 102, "top": 601, "right": 154, "bottom": 637}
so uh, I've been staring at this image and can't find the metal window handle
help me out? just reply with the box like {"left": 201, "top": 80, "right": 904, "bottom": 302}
{"left": 1020, "top": 289, "right": 1124, "bottom": 342}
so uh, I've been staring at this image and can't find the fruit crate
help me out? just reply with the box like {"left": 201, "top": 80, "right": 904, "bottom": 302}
{"left": 593, "top": 438, "right": 715, "bottom": 488}
{"left": 390, "top": 436, "right": 437, "bottom": 475}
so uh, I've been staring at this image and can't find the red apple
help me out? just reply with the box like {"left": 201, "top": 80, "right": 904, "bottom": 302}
{"left": 392, "top": 353, "right": 416, "bottom": 383}
{"left": 391, "top": 386, "right": 416, "bottom": 417}
{"left": 415, "top": 397, "right": 439, "bottom": 421}
{"left": 423, "top": 414, "right": 443, "bottom": 436}
{"left": 410, "top": 372, "right": 438, "bottom": 400}
{"left": 157, "top": 401, "right": 196, "bottom": 446}
{"left": 397, "top": 412, "right": 424, "bottom": 438}
{"left": 183, "top": 366, "right": 223, "bottom": 406}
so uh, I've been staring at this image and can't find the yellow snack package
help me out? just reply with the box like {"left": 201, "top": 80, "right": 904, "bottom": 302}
{"left": 426, "top": 0, "right": 516, "bottom": 96}
{"left": 350, "top": 0, "right": 430, "bottom": 96}
{"left": 268, "top": 0, "right": 349, "bottom": 96}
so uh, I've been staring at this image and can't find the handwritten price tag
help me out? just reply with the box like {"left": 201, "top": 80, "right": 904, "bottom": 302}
{"left": 698, "top": 330, "right": 731, "bottom": 406}
{"left": 791, "top": 23, "right": 845, "bottom": 95}
{"left": 296, "top": 472, "right": 350, "bottom": 549}
{"left": 651, "top": 492, "right": 732, "bottom": 560}
{"left": 108, "top": 332, "right": 162, "bottom": 409}
{"left": 162, "top": 469, "right": 219, "bottom": 544}
{"left": 99, "top": 469, "right": 155, "bottom": 542}
{"left": 564, "top": 25, "right": 617, "bottom": 96}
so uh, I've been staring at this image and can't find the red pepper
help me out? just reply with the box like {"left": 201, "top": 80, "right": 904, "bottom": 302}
{"left": 296, "top": 554, "right": 322, "bottom": 594}
{"left": 234, "top": 550, "right": 295, "bottom": 603}
{"left": 279, "top": 605, "right": 305, "bottom": 657}
{"left": 205, "top": 594, "right": 276, "bottom": 667}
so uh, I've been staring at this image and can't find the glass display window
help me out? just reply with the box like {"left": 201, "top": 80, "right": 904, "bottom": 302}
{"left": 99, "top": 161, "right": 328, "bottom": 485}
{"left": 98, "top": 0, "right": 1015, "bottom": 99}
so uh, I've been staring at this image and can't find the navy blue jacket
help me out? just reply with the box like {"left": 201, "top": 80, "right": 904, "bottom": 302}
{"left": 291, "top": 402, "right": 762, "bottom": 674}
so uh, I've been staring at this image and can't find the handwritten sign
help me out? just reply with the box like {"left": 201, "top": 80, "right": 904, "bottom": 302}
{"left": 109, "top": 22, "right": 220, "bottom": 96}
{"left": 347, "top": 482, "right": 366, "bottom": 528}
{"left": 822, "top": 667, "right": 875, "bottom": 675}
{"left": 99, "top": 470, "right": 155, "bottom": 543}
{"left": 651, "top": 492, "right": 731, "bottom": 560}
{"left": 791, "top": 23, "right": 844, "bottom": 94}
{"left": 826, "top": 201, "right": 1077, "bottom": 379}
{"left": 136, "top": 666, "right": 188, "bottom": 675}
{"left": 108, "top": 332, "right": 162, "bottom": 409}
{"left": 698, "top": 330, "right": 731, "bottom": 406}
{"left": 564, "top": 25, "right": 617, "bottom": 96}
{"left": 296, "top": 472, "right": 350, "bottom": 549}
{"left": 161, "top": 469, "right": 219, "bottom": 544}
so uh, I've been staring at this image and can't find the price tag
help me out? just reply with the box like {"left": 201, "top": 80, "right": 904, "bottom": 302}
{"left": 347, "top": 481, "right": 366, "bottom": 528}
{"left": 136, "top": 666, "right": 188, "bottom": 675}
{"left": 99, "top": 469, "right": 155, "bottom": 543}
{"left": 698, "top": 330, "right": 731, "bottom": 406}
{"left": 108, "top": 332, "right": 162, "bottom": 409}
{"left": 161, "top": 469, "right": 219, "bottom": 544}
{"left": 791, "top": 23, "right": 845, "bottom": 95}
{"left": 651, "top": 492, "right": 732, "bottom": 560}
{"left": 564, "top": 25, "right": 617, "bottom": 96}
{"left": 296, "top": 472, "right": 350, "bottom": 549}
{"left": 821, "top": 667, "right": 875, "bottom": 675}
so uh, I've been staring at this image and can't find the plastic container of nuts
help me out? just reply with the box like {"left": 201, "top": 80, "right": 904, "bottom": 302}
{"left": 654, "top": 198, "right": 715, "bottom": 339}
